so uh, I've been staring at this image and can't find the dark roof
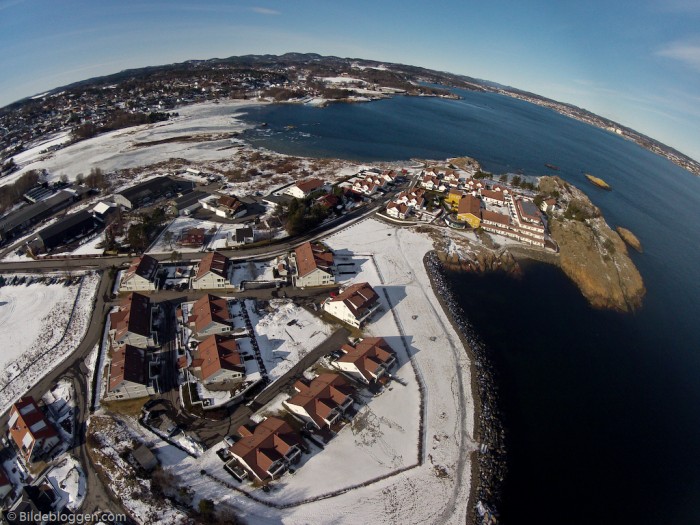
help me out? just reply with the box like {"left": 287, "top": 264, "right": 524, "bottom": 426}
{"left": 0, "top": 190, "right": 74, "bottom": 232}
{"left": 109, "top": 345, "right": 149, "bottom": 390}
{"left": 110, "top": 293, "right": 152, "bottom": 340}
{"left": 234, "top": 227, "right": 254, "bottom": 243}
{"left": 118, "top": 176, "right": 194, "bottom": 203}
{"left": 36, "top": 210, "right": 96, "bottom": 246}
{"left": 173, "top": 190, "right": 207, "bottom": 209}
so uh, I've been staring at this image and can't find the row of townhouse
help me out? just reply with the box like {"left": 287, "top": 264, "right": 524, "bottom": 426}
{"left": 351, "top": 170, "right": 397, "bottom": 196}
{"left": 106, "top": 292, "right": 162, "bottom": 400}
{"left": 227, "top": 336, "right": 397, "bottom": 482}
{"left": 118, "top": 251, "right": 237, "bottom": 293}
{"left": 385, "top": 188, "right": 426, "bottom": 219}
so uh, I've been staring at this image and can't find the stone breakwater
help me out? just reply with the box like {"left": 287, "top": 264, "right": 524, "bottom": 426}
{"left": 425, "top": 251, "right": 507, "bottom": 524}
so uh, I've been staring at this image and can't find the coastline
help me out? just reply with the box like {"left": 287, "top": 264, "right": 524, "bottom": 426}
{"left": 424, "top": 251, "right": 506, "bottom": 524}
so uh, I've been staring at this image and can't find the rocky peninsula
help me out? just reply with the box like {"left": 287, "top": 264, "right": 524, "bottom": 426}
{"left": 430, "top": 175, "right": 645, "bottom": 313}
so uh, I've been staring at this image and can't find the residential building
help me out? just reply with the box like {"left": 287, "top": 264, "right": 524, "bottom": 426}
{"left": 284, "top": 373, "right": 355, "bottom": 430}
{"left": 480, "top": 188, "right": 507, "bottom": 205}
{"left": 201, "top": 194, "right": 247, "bottom": 218}
{"left": 109, "top": 293, "right": 159, "bottom": 348}
{"left": 322, "top": 282, "right": 380, "bottom": 328}
{"left": 290, "top": 241, "right": 335, "bottom": 287}
{"left": 445, "top": 188, "right": 463, "bottom": 210}
{"left": 284, "top": 178, "right": 325, "bottom": 199}
{"left": 8, "top": 397, "right": 60, "bottom": 463}
{"left": 191, "top": 334, "right": 245, "bottom": 385}
{"left": 179, "top": 227, "right": 205, "bottom": 247}
{"left": 227, "top": 417, "right": 303, "bottom": 482}
{"left": 106, "top": 344, "right": 159, "bottom": 400}
{"left": 229, "top": 226, "right": 254, "bottom": 246}
{"left": 191, "top": 251, "right": 233, "bottom": 290}
{"left": 385, "top": 201, "right": 410, "bottom": 219}
{"left": 169, "top": 190, "right": 207, "bottom": 216}
{"left": 114, "top": 176, "right": 193, "bottom": 210}
{"left": 332, "top": 337, "right": 396, "bottom": 384}
{"left": 119, "top": 255, "right": 159, "bottom": 292}
{"left": 456, "top": 195, "right": 482, "bottom": 228}
{"left": 185, "top": 294, "right": 232, "bottom": 338}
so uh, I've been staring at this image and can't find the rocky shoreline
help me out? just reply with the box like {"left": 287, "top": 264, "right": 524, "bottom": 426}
{"left": 425, "top": 251, "right": 507, "bottom": 524}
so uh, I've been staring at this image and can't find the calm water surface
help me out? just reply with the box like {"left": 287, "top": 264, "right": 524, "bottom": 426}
{"left": 235, "top": 90, "right": 700, "bottom": 524}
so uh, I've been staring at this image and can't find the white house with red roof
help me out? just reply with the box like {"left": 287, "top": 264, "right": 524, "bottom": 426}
{"left": 105, "top": 344, "right": 159, "bottom": 401}
{"left": 385, "top": 201, "right": 410, "bottom": 219}
{"left": 283, "top": 373, "right": 355, "bottom": 430}
{"left": 119, "top": 255, "right": 159, "bottom": 292}
{"left": 109, "top": 293, "right": 159, "bottom": 349}
{"left": 332, "top": 337, "right": 397, "bottom": 384}
{"left": 284, "top": 178, "right": 326, "bottom": 199}
{"left": 8, "top": 397, "right": 61, "bottom": 463}
{"left": 227, "top": 417, "right": 303, "bottom": 482}
{"left": 322, "top": 282, "right": 380, "bottom": 328}
{"left": 191, "top": 251, "right": 234, "bottom": 290}
{"left": 290, "top": 241, "right": 335, "bottom": 287}
{"left": 191, "top": 334, "right": 245, "bottom": 386}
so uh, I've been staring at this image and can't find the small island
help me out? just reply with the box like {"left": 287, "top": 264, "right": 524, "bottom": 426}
{"left": 585, "top": 173, "right": 612, "bottom": 190}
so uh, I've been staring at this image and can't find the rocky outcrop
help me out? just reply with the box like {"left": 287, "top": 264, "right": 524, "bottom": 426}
{"left": 436, "top": 246, "right": 521, "bottom": 275}
{"left": 616, "top": 227, "right": 643, "bottom": 252}
{"left": 540, "top": 176, "right": 645, "bottom": 312}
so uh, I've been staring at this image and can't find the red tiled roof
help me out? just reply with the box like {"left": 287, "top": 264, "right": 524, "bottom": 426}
{"left": 9, "top": 397, "right": 58, "bottom": 459}
{"left": 109, "top": 344, "right": 149, "bottom": 391}
{"left": 330, "top": 282, "right": 379, "bottom": 319}
{"left": 196, "top": 334, "right": 244, "bottom": 380}
{"left": 481, "top": 189, "right": 506, "bottom": 202}
{"left": 110, "top": 293, "right": 152, "bottom": 340}
{"left": 288, "top": 373, "right": 354, "bottom": 428}
{"left": 294, "top": 242, "right": 334, "bottom": 278}
{"left": 218, "top": 195, "right": 244, "bottom": 212}
{"left": 195, "top": 251, "right": 229, "bottom": 281}
{"left": 230, "top": 417, "right": 302, "bottom": 480}
{"left": 481, "top": 209, "right": 511, "bottom": 226}
{"left": 338, "top": 337, "right": 395, "bottom": 382}
{"left": 189, "top": 294, "right": 230, "bottom": 334}
{"left": 123, "top": 255, "right": 158, "bottom": 283}
{"left": 180, "top": 227, "right": 205, "bottom": 246}
{"left": 295, "top": 178, "right": 324, "bottom": 194}
{"left": 457, "top": 195, "right": 481, "bottom": 216}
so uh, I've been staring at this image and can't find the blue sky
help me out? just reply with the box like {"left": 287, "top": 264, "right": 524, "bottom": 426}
{"left": 2, "top": 0, "right": 699, "bottom": 160}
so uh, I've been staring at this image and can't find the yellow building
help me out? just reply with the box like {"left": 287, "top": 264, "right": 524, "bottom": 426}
{"left": 445, "top": 189, "right": 463, "bottom": 211}
{"left": 456, "top": 195, "right": 482, "bottom": 228}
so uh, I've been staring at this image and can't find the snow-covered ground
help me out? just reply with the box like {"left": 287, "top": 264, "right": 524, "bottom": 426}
{"left": 44, "top": 455, "right": 85, "bottom": 511}
{"left": 1, "top": 100, "right": 263, "bottom": 188}
{"left": 0, "top": 272, "right": 101, "bottom": 414}
{"left": 153, "top": 219, "right": 476, "bottom": 524}
{"left": 0, "top": 281, "right": 79, "bottom": 372}
{"left": 246, "top": 299, "right": 333, "bottom": 382}
{"left": 231, "top": 260, "right": 277, "bottom": 285}
{"left": 147, "top": 217, "right": 216, "bottom": 254}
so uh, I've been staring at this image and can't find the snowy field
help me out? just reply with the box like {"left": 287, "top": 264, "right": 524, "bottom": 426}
{"left": 0, "top": 272, "right": 101, "bottom": 413}
{"left": 2, "top": 100, "right": 262, "bottom": 188}
{"left": 246, "top": 299, "right": 333, "bottom": 382}
{"left": 44, "top": 455, "right": 85, "bottom": 511}
{"left": 0, "top": 281, "right": 80, "bottom": 371}
{"left": 151, "top": 219, "right": 477, "bottom": 524}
